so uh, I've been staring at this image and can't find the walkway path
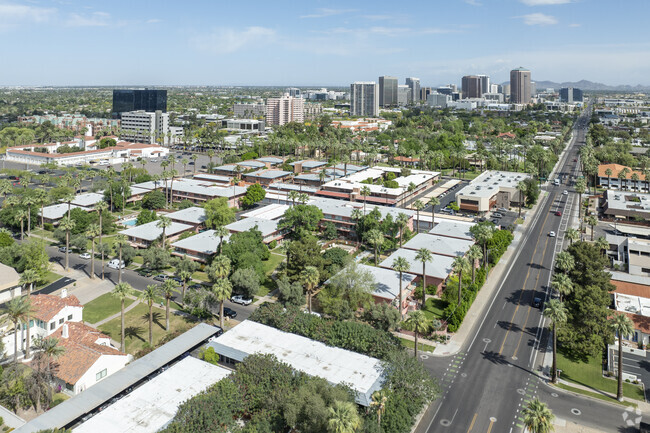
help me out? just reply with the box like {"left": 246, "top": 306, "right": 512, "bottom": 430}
{"left": 88, "top": 296, "right": 141, "bottom": 327}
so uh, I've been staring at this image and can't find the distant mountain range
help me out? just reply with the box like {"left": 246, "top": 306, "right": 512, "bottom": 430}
{"left": 523, "top": 80, "right": 650, "bottom": 91}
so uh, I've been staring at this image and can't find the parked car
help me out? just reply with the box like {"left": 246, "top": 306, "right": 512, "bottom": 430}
{"left": 563, "top": 190, "right": 568, "bottom": 195}
{"left": 497, "top": 207, "right": 508, "bottom": 213}
{"left": 153, "top": 274, "right": 169, "bottom": 282}
{"left": 170, "top": 276, "right": 183, "bottom": 284}
{"left": 137, "top": 268, "right": 154, "bottom": 277}
{"left": 58, "top": 246, "right": 68, "bottom": 253}
{"left": 492, "top": 212, "right": 503, "bottom": 218}
{"left": 231, "top": 295, "right": 253, "bottom": 306}
{"left": 223, "top": 307, "right": 237, "bottom": 319}
{"left": 107, "top": 259, "right": 125, "bottom": 269}
{"left": 555, "top": 211, "right": 562, "bottom": 216}
{"left": 548, "top": 231, "right": 556, "bottom": 237}
{"left": 79, "top": 252, "right": 91, "bottom": 259}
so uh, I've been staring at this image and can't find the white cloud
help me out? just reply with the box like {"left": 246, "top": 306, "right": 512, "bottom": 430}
{"left": 66, "top": 11, "right": 110, "bottom": 27}
{"left": 520, "top": 0, "right": 571, "bottom": 5}
{"left": 519, "top": 13, "right": 558, "bottom": 25}
{"left": 0, "top": 3, "right": 55, "bottom": 30}
{"left": 300, "top": 8, "right": 356, "bottom": 19}
{"left": 146, "top": 18, "right": 161, "bottom": 24}
{"left": 190, "top": 26, "right": 276, "bottom": 54}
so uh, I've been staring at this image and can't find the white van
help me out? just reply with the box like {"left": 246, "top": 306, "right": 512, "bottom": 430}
{"left": 107, "top": 259, "right": 125, "bottom": 269}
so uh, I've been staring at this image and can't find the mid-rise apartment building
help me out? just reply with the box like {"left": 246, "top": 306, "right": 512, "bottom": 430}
{"left": 233, "top": 103, "right": 266, "bottom": 118}
{"left": 265, "top": 95, "right": 304, "bottom": 126}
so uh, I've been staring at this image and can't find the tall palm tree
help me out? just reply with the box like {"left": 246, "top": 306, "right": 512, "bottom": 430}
{"left": 412, "top": 200, "right": 424, "bottom": 233}
{"left": 191, "top": 154, "right": 198, "bottom": 175}
{"left": 604, "top": 167, "right": 613, "bottom": 189}
{"left": 415, "top": 248, "right": 432, "bottom": 309}
{"left": 207, "top": 255, "right": 231, "bottom": 282}
{"left": 370, "top": 390, "right": 388, "bottom": 427}
{"left": 516, "top": 180, "right": 526, "bottom": 217}
{"left": 575, "top": 177, "right": 586, "bottom": 238}
{"left": 177, "top": 269, "right": 193, "bottom": 305}
{"left": 522, "top": 398, "right": 554, "bottom": 433}
{"left": 111, "top": 282, "right": 133, "bottom": 352}
{"left": 551, "top": 273, "right": 572, "bottom": 301}
{"left": 470, "top": 224, "right": 494, "bottom": 272}
{"left": 555, "top": 251, "right": 574, "bottom": 275}
{"left": 168, "top": 169, "right": 178, "bottom": 206}
{"left": 288, "top": 190, "right": 298, "bottom": 207}
{"left": 396, "top": 213, "right": 409, "bottom": 248}
{"left": 22, "top": 195, "right": 36, "bottom": 237}
{"left": 213, "top": 226, "right": 229, "bottom": 255}
{"left": 114, "top": 234, "right": 128, "bottom": 283}
{"left": 392, "top": 256, "right": 410, "bottom": 319}
{"left": 212, "top": 279, "right": 232, "bottom": 329}
{"left": 610, "top": 313, "right": 634, "bottom": 401}
{"left": 0, "top": 179, "right": 12, "bottom": 199}
{"left": 403, "top": 310, "right": 432, "bottom": 359}
{"left": 595, "top": 236, "right": 609, "bottom": 256}
{"left": 360, "top": 186, "right": 371, "bottom": 215}
{"left": 141, "top": 285, "right": 158, "bottom": 346}
{"left": 586, "top": 214, "right": 598, "bottom": 241}
{"left": 466, "top": 245, "right": 483, "bottom": 284}
{"left": 451, "top": 256, "right": 469, "bottom": 306}
{"left": 156, "top": 216, "right": 172, "bottom": 249}
{"left": 86, "top": 224, "right": 100, "bottom": 280}
{"left": 62, "top": 192, "right": 75, "bottom": 219}
{"left": 327, "top": 400, "right": 361, "bottom": 433}
{"left": 94, "top": 201, "right": 109, "bottom": 280}
{"left": 160, "top": 279, "right": 178, "bottom": 331}
{"left": 34, "top": 188, "right": 49, "bottom": 229}
{"left": 366, "top": 229, "right": 384, "bottom": 266}
{"left": 16, "top": 209, "right": 27, "bottom": 241}
{"left": 4, "top": 296, "right": 32, "bottom": 363}
{"left": 543, "top": 299, "right": 567, "bottom": 384}
{"left": 565, "top": 228, "right": 580, "bottom": 245}
{"left": 207, "top": 150, "right": 215, "bottom": 172}
{"left": 301, "top": 266, "right": 320, "bottom": 313}
{"left": 59, "top": 217, "right": 76, "bottom": 272}
{"left": 20, "top": 269, "right": 39, "bottom": 293}
{"left": 181, "top": 158, "right": 189, "bottom": 176}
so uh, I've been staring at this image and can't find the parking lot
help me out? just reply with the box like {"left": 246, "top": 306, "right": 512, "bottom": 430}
{"left": 608, "top": 345, "right": 650, "bottom": 401}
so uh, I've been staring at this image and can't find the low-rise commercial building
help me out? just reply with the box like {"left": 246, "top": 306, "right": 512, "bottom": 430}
{"left": 598, "top": 163, "right": 648, "bottom": 192}
{"left": 456, "top": 170, "right": 529, "bottom": 213}
{"left": 601, "top": 190, "right": 650, "bottom": 221}
{"left": 428, "top": 218, "right": 476, "bottom": 241}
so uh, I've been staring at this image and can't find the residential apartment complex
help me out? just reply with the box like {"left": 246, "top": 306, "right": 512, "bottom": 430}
{"left": 350, "top": 82, "right": 379, "bottom": 117}
{"left": 265, "top": 95, "right": 304, "bottom": 126}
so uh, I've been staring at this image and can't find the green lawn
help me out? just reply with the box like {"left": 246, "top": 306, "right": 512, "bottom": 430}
{"left": 51, "top": 392, "right": 70, "bottom": 408}
{"left": 36, "top": 271, "right": 62, "bottom": 290}
{"left": 263, "top": 253, "right": 285, "bottom": 275}
{"left": 192, "top": 271, "right": 209, "bottom": 282}
{"left": 399, "top": 337, "right": 435, "bottom": 353}
{"left": 132, "top": 256, "right": 144, "bottom": 265}
{"left": 557, "top": 350, "right": 645, "bottom": 401}
{"left": 98, "top": 303, "right": 197, "bottom": 354}
{"left": 83, "top": 292, "right": 135, "bottom": 324}
{"left": 423, "top": 298, "right": 448, "bottom": 321}
{"left": 553, "top": 383, "right": 637, "bottom": 408}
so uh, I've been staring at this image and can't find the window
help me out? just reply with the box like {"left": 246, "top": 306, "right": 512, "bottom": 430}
{"left": 50, "top": 322, "right": 55, "bottom": 330}
{"left": 68, "top": 315, "right": 73, "bottom": 320}
{"left": 96, "top": 369, "right": 107, "bottom": 381}
{"left": 66, "top": 383, "right": 74, "bottom": 391}
{"left": 59, "top": 318, "right": 64, "bottom": 325}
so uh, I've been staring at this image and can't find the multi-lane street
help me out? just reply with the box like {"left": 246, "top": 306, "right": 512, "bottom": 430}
{"left": 415, "top": 104, "right": 638, "bottom": 433}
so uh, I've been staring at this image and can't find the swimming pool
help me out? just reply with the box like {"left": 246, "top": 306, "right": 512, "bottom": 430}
{"left": 122, "top": 219, "right": 137, "bottom": 227}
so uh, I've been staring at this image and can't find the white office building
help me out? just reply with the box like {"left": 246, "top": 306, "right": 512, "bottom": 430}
{"left": 350, "top": 82, "right": 379, "bottom": 117}
{"left": 405, "top": 77, "right": 421, "bottom": 103}
{"left": 265, "top": 95, "right": 304, "bottom": 126}
{"left": 120, "top": 110, "right": 170, "bottom": 145}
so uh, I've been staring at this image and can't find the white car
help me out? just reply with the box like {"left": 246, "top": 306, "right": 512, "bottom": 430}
{"left": 230, "top": 295, "right": 253, "bottom": 306}
{"left": 107, "top": 259, "right": 125, "bottom": 269}
{"left": 548, "top": 231, "right": 556, "bottom": 237}
{"left": 563, "top": 190, "right": 568, "bottom": 195}
{"left": 79, "top": 252, "right": 91, "bottom": 259}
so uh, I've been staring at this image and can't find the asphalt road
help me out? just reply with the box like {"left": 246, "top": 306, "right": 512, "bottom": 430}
{"left": 42, "top": 245, "right": 254, "bottom": 322}
{"left": 415, "top": 104, "right": 639, "bottom": 433}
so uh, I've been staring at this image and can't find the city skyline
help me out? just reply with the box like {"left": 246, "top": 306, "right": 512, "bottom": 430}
{"left": 1, "top": 0, "right": 649, "bottom": 86}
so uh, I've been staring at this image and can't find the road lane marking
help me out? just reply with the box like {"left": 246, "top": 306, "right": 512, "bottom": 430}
{"left": 486, "top": 419, "right": 495, "bottom": 433}
{"left": 466, "top": 413, "right": 478, "bottom": 432}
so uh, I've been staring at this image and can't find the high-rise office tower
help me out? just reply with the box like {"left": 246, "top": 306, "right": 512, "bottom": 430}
{"left": 286, "top": 87, "right": 301, "bottom": 98}
{"left": 112, "top": 89, "right": 167, "bottom": 119}
{"left": 420, "top": 87, "right": 433, "bottom": 101}
{"left": 510, "top": 67, "right": 532, "bottom": 104}
{"left": 461, "top": 76, "right": 481, "bottom": 99}
{"left": 378, "top": 76, "right": 398, "bottom": 107}
{"left": 350, "top": 82, "right": 379, "bottom": 117}
{"left": 265, "top": 95, "right": 304, "bottom": 126}
{"left": 397, "top": 85, "right": 410, "bottom": 106}
{"left": 559, "top": 88, "right": 584, "bottom": 103}
{"left": 477, "top": 75, "right": 490, "bottom": 97}
{"left": 405, "top": 77, "right": 421, "bottom": 103}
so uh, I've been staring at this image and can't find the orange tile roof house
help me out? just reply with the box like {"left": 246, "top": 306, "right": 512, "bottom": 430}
{"left": 598, "top": 163, "right": 648, "bottom": 191}
{"left": 49, "top": 322, "right": 131, "bottom": 395}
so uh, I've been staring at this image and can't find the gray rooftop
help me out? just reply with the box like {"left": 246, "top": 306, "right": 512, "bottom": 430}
{"left": 380, "top": 248, "right": 455, "bottom": 281}
{"left": 167, "top": 179, "right": 247, "bottom": 198}
{"left": 457, "top": 170, "right": 530, "bottom": 199}
{"left": 225, "top": 217, "right": 279, "bottom": 237}
{"left": 295, "top": 173, "right": 335, "bottom": 183}
{"left": 402, "top": 233, "right": 475, "bottom": 257}
{"left": 119, "top": 220, "right": 193, "bottom": 241}
{"left": 605, "top": 191, "right": 650, "bottom": 214}
{"left": 309, "top": 197, "right": 415, "bottom": 220}
{"left": 333, "top": 163, "right": 366, "bottom": 173}
{"left": 14, "top": 323, "right": 222, "bottom": 433}
{"left": 245, "top": 169, "right": 292, "bottom": 179}
{"left": 166, "top": 206, "right": 207, "bottom": 225}
{"left": 256, "top": 156, "right": 284, "bottom": 164}
{"left": 192, "top": 173, "right": 232, "bottom": 183}
{"left": 428, "top": 218, "right": 476, "bottom": 240}
{"left": 172, "top": 230, "right": 229, "bottom": 255}
{"left": 130, "top": 180, "right": 161, "bottom": 191}
{"left": 71, "top": 193, "right": 105, "bottom": 208}
{"left": 40, "top": 203, "right": 85, "bottom": 220}
{"left": 268, "top": 183, "right": 318, "bottom": 193}
{"left": 214, "top": 164, "right": 238, "bottom": 172}
{"left": 356, "top": 264, "right": 416, "bottom": 300}
{"left": 290, "top": 160, "right": 327, "bottom": 169}
{"left": 238, "top": 160, "right": 266, "bottom": 168}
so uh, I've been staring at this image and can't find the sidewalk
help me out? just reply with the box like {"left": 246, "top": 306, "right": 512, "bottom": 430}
{"left": 431, "top": 190, "right": 551, "bottom": 356}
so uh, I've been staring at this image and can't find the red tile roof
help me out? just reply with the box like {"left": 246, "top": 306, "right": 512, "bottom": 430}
{"left": 498, "top": 132, "right": 516, "bottom": 139}
{"left": 612, "top": 280, "right": 650, "bottom": 298}
{"left": 598, "top": 163, "right": 646, "bottom": 181}
{"left": 31, "top": 294, "right": 82, "bottom": 322}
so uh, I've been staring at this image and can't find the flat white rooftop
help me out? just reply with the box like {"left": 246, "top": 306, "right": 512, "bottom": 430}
{"left": 239, "top": 203, "right": 289, "bottom": 221}
{"left": 428, "top": 218, "right": 476, "bottom": 240}
{"left": 207, "top": 320, "right": 384, "bottom": 406}
{"left": 457, "top": 170, "right": 530, "bottom": 199}
{"left": 73, "top": 357, "right": 231, "bottom": 433}
{"left": 402, "top": 233, "right": 475, "bottom": 257}
{"left": 40, "top": 203, "right": 85, "bottom": 220}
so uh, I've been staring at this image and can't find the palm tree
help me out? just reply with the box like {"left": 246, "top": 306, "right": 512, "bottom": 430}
{"left": 415, "top": 248, "right": 432, "bottom": 309}
{"left": 555, "top": 251, "right": 574, "bottom": 275}
{"left": 34, "top": 188, "right": 49, "bottom": 229}
{"left": 16, "top": 209, "right": 27, "bottom": 241}
{"left": 618, "top": 167, "right": 630, "bottom": 191}
{"left": 22, "top": 195, "right": 36, "bottom": 237}
{"left": 140, "top": 285, "right": 158, "bottom": 346}
{"left": 207, "top": 149, "right": 215, "bottom": 171}
{"left": 298, "top": 193, "right": 309, "bottom": 204}
{"left": 522, "top": 398, "right": 554, "bottom": 433}
{"left": 62, "top": 192, "right": 75, "bottom": 219}
{"left": 543, "top": 299, "right": 567, "bottom": 384}
{"left": 451, "top": 256, "right": 469, "bottom": 306}
{"left": 213, "top": 226, "right": 229, "bottom": 255}
{"left": 412, "top": 200, "right": 424, "bottom": 233}
{"left": 610, "top": 313, "right": 634, "bottom": 401}
{"left": 403, "top": 310, "right": 432, "bottom": 359}
{"left": 575, "top": 177, "right": 586, "bottom": 238}
{"left": 366, "top": 229, "right": 384, "bottom": 266}
{"left": 181, "top": 158, "right": 189, "bottom": 175}
{"left": 156, "top": 216, "right": 172, "bottom": 249}
{"left": 551, "top": 273, "right": 572, "bottom": 301}
{"left": 160, "top": 279, "right": 178, "bottom": 331}
{"left": 327, "top": 400, "right": 361, "bottom": 433}
{"left": 111, "top": 282, "right": 133, "bottom": 352}
{"left": 0, "top": 179, "right": 12, "bottom": 199}
{"left": 4, "top": 296, "right": 32, "bottom": 363}
{"left": 20, "top": 269, "right": 39, "bottom": 293}
{"left": 595, "top": 236, "right": 609, "bottom": 256}
{"left": 191, "top": 154, "right": 198, "bottom": 175}
{"left": 566, "top": 228, "right": 580, "bottom": 245}
{"left": 288, "top": 190, "right": 298, "bottom": 207}
{"left": 466, "top": 245, "right": 482, "bottom": 284}
{"left": 604, "top": 167, "right": 613, "bottom": 189}
{"left": 93, "top": 201, "right": 109, "bottom": 278}
{"left": 516, "top": 180, "right": 526, "bottom": 217}
{"left": 392, "top": 256, "right": 410, "bottom": 319}
{"left": 59, "top": 217, "right": 75, "bottom": 272}
{"left": 177, "top": 269, "right": 193, "bottom": 305}
{"left": 370, "top": 390, "right": 388, "bottom": 427}
{"left": 470, "top": 224, "right": 494, "bottom": 272}
{"left": 207, "top": 255, "right": 231, "bottom": 282}
{"left": 396, "top": 213, "right": 409, "bottom": 247}
{"left": 301, "top": 266, "right": 319, "bottom": 313}
{"left": 585, "top": 214, "right": 597, "bottom": 241}
{"left": 360, "top": 186, "right": 371, "bottom": 215}
{"left": 114, "top": 234, "right": 128, "bottom": 284}
{"left": 212, "top": 279, "right": 232, "bottom": 329}
{"left": 85, "top": 224, "right": 100, "bottom": 279}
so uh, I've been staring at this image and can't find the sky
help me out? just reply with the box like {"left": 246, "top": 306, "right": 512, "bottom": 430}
{"left": 1, "top": 0, "right": 649, "bottom": 87}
